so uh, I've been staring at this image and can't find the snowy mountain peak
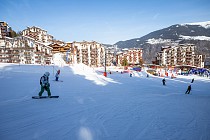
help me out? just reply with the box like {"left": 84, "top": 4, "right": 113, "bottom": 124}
{"left": 181, "top": 21, "right": 210, "bottom": 29}
{"left": 115, "top": 21, "right": 210, "bottom": 63}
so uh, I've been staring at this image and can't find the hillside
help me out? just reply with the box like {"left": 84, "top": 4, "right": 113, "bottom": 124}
{"left": 115, "top": 21, "right": 210, "bottom": 63}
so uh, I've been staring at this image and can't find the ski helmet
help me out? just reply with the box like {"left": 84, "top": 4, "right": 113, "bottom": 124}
{"left": 44, "top": 72, "right": 50, "bottom": 77}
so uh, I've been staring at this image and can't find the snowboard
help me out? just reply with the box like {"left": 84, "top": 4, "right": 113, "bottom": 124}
{"left": 53, "top": 80, "right": 63, "bottom": 82}
{"left": 32, "top": 96, "right": 59, "bottom": 99}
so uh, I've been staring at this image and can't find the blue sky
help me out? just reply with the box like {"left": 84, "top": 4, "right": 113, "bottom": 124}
{"left": 0, "top": 0, "right": 210, "bottom": 44}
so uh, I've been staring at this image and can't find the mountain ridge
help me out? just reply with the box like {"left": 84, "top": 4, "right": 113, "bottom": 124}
{"left": 114, "top": 21, "right": 210, "bottom": 63}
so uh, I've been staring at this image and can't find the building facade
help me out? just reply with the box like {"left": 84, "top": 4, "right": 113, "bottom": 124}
{"left": 116, "top": 48, "right": 143, "bottom": 66}
{"left": 22, "top": 26, "right": 53, "bottom": 43}
{"left": 0, "top": 36, "right": 53, "bottom": 64}
{"left": 0, "top": 21, "right": 10, "bottom": 39}
{"left": 70, "top": 41, "right": 105, "bottom": 67}
{"left": 1, "top": 24, "right": 144, "bottom": 67}
{"left": 0, "top": 25, "right": 54, "bottom": 64}
{"left": 156, "top": 44, "right": 204, "bottom": 68}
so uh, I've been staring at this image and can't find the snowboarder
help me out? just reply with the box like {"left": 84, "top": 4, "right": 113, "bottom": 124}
{"left": 39, "top": 72, "right": 51, "bottom": 97}
{"left": 185, "top": 84, "right": 191, "bottom": 94}
{"left": 162, "top": 78, "right": 166, "bottom": 85}
{"left": 191, "top": 78, "right": 194, "bottom": 83}
{"left": 55, "top": 69, "right": 60, "bottom": 81}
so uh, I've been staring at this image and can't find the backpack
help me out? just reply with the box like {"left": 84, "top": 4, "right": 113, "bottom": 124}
{"left": 40, "top": 76, "right": 48, "bottom": 85}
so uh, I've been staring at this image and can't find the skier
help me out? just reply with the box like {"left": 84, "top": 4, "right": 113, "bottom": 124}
{"left": 39, "top": 72, "right": 51, "bottom": 97}
{"left": 162, "top": 78, "right": 166, "bottom": 85}
{"left": 130, "top": 73, "right": 132, "bottom": 77}
{"left": 185, "top": 84, "right": 191, "bottom": 94}
{"left": 55, "top": 69, "right": 60, "bottom": 81}
{"left": 147, "top": 74, "right": 149, "bottom": 78}
{"left": 191, "top": 78, "right": 194, "bottom": 83}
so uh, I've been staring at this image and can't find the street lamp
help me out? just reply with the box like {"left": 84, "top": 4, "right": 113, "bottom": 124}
{"left": 104, "top": 46, "right": 107, "bottom": 77}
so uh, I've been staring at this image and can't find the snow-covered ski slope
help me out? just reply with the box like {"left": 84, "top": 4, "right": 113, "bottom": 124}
{"left": 0, "top": 63, "right": 210, "bottom": 140}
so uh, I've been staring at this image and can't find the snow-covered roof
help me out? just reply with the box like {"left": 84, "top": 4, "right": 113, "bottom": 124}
{"left": 122, "top": 48, "right": 128, "bottom": 51}
{"left": 116, "top": 51, "right": 123, "bottom": 54}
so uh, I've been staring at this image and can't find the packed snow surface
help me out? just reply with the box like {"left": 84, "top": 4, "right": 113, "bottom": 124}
{"left": 0, "top": 63, "right": 210, "bottom": 140}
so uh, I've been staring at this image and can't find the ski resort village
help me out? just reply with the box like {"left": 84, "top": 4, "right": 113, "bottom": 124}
{"left": 1, "top": 21, "right": 210, "bottom": 140}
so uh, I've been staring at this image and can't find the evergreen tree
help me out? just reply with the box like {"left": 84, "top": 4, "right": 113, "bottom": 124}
{"left": 122, "top": 58, "right": 128, "bottom": 66}
{"left": 10, "top": 30, "right": 17, "bottom": 38}
{"left": 8, "top": 27, "right": 21, "bottom": 38}
{"left": 139, "top": 58, "right": 144, "bottom": 66}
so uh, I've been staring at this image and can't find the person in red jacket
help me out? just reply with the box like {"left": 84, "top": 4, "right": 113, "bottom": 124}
{"left": 55, "top": 70, "right": 60, "bottom": 81}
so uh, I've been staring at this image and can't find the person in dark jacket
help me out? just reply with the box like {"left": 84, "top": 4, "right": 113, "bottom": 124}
{"left": 39, "top": 72, "right": 51, "bottom": 97}
{"left": 191, "top": 78, "right": 194, "bottom": 83}
{"left": 162, "top": 78, "right": 166, "bottom": 85}
{"left": 185, "top": 84, "right": 191, "bottom": 94}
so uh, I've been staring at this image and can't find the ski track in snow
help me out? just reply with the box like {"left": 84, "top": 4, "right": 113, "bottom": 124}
{"left": 0, "top": 64, "right": 210, "bottom": 140}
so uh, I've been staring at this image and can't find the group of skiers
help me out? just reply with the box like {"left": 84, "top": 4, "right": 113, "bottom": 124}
{"left": 39, "top": 70, "right": 60, "bottom": 97}
{"left": 129, "top": 73, "right": 193, "bottom": 95}
{"left": 38, "top": 69, "right": 194, "bottom": 97}
{"left": 161, "top": 77, "right": 193, "bottom": 94}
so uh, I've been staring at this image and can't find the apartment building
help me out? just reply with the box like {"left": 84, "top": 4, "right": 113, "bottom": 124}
{"left": 105, "top": 48, "right": 115, "bottom": 66}
{"left": 0, "top": 25, "right": 54, "bottom": 64}
{"left": 156, "top": 44, "right": 204, "bottom": 68}
{"left": 50, "top": 42, "right": 119, "bottom": 66}
{"left": 1, "top": 24, "right": 144, "bottom": 66}
{"left": 116, "top": 48, "right": 143, "bottom": 66}
{"left": 69, "top": 41, "right": 105, "bottom": 67}
{"left": 33, "top": 40, "right": 53, "bottom": 64}
{"left": 0, "top": 21, "right": 10, "bottom": 38}
{"left": 0, "top": 36, "right": 53, "bottom": 64}
{"left": 22, "top": 26, "right": 53, "bottom": 43}
{"left": 50, "top": 41, "right": 104, "bottom": 66}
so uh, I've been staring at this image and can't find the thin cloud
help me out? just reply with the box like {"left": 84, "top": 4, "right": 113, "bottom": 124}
{"left": 153, "top": 13, "right": 160, "bottom": 20}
